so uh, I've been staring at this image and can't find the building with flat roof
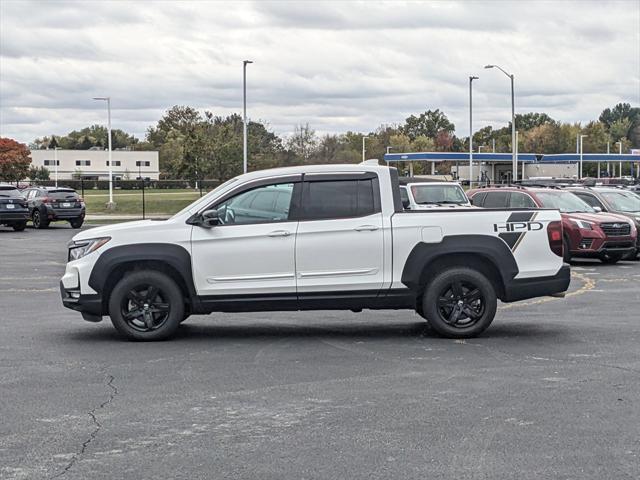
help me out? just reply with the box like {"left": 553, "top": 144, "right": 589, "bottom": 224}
{"left": 30, "top": 149, "right": 160, "bottom": 181}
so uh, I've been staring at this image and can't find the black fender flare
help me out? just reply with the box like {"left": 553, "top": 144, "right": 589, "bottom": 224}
{"left": 88, "top": 243, "right": 197, "bottom": 305}
{"left": 400, "top": 235, "right": 518, "bottom": 294}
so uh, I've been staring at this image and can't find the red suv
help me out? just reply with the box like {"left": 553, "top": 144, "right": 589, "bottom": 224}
{"left": 468, "top": 186, "right": 637, "bottom": 264}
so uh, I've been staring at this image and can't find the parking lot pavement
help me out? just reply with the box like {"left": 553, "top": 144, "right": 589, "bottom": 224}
{"left": 0, "top": 226, "right": 639, "bottom": 480}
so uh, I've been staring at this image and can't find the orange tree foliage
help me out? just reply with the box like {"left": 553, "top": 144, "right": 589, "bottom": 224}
{"left": 0, "top": 137, "right": 31, "bottom": 183}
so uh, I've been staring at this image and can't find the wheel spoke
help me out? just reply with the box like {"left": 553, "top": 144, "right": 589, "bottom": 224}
{"left": 145, "top": 286, "right": 159, "bottom": 302}
{"left": 123, "top": 308, "right": 143, "bottom": 320}
{"left": 143, "top": 310, "right": 154, "bottom": 329}
{"left": 451, "top": 280, "right": 463, "bottom": 299}
{"left": 464, "top": 288, "right": 481, "bottom": 303}
{"left": 128, "top": 290, "right": 145, "bottom": 306}
{"left": 438, "top": 296, "right": 455, "bottom": 308}
{"left": 462, "top": 306, "right": 480, "bottom": 319}
{"left": 447, "top": 305, "right": 462, "bottom": 324}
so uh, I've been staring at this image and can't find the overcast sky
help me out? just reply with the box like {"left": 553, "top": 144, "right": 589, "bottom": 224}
{"left": 1, "top": 0, "right": 639, "bottom": 144}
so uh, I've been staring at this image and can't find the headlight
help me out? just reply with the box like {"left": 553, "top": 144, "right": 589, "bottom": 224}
{"left": 68, "top": 237, "right": 111, "bottom": 261}
{"left": 569, "top": 218, "right": 594, "bottom": 230}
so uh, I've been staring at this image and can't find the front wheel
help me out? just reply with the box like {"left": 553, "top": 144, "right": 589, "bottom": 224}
{"left": 421, "top": 267, "right": 497, "bottom": 338}
{"left": 108, "top": 270, "right": 185, "bottom": 341}
{"left": 600, "top": 253, "right": 623, "bottom": 264}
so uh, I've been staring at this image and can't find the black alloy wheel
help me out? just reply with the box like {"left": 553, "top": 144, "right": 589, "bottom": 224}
{"left": 32, "top": 210, "right": 48, "bottom": 229}
{"left": 436, "top": 280, "right": 485, "bottom": 328}
{"left": 108, "top": 270, "right": 184, "bottom": 341}
{"left": 121, "top": 285, "right": 171, "bottom": 332}
{"left": 421, "top": 267, "right": 497, "bottom": 338}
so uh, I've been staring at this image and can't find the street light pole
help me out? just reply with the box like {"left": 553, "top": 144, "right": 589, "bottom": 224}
{"left": 53, "top": 147, "right": 58, "bottom": 187}
{"left": 385, "top": 146, "right": 392, "bottom": 167}
{"left": 469, "top": 76, "right": 478, "bottom": 187}
{"left": 616, "top": 141, "right": 622, "bottom": 178}
{"left": 243, "top": 60, "right": 253, "bottom": 174}
{"left": 93, "top": 96, "right": 114, "bottom": 207}
{"left": 484, "top": 65, "right": 516, "bottom": 181}
{"left": 362, "top": 136, "right": 369, "bottom": 162}
{"left": 579, "top": 134, "right": 587, "bottom": 179}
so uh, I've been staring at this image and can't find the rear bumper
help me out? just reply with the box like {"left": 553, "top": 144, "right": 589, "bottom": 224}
{"left": 47, "top": 207, "right": 85, "bottom": 220}
{"left": 60, "top": 281, "right": 103, "bottom": 322}
{"left": 502, "top": 265, "right": 571, "bottom": 303}
{"left": 0, "top": 211, "right": 29, "bottom": 223}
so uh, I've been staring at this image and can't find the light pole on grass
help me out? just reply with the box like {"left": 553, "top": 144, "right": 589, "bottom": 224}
{"left": 92, "top": 96, "right": 114, "bottom": 208}
{"left": 484, "top": 64, "right": 516, "bottom": 181}
{"left": 615, "top": 141, "right": 623, "bottom": 177}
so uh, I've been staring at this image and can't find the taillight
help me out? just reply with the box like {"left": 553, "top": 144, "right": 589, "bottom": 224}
{"left": 42, "top": 197, "right": 52, "bottom": 204}
{"left": 547, "top": 221, "right": 563, "bottom": 257}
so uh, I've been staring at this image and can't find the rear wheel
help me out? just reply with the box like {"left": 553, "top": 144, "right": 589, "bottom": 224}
{"left": 108, "top": 270, "right": 184, "bottom": 341}
{"left": 69, "top": 218, "right": 84, "bottom": 229}
{"left": 32, "top": 210, "right": 49, "bottom": 229}
{"left": 421, "top": 267, "right": 497, "bottom": 338}
{"left": 12, "top": 222, "right": 26, "bottom": 232}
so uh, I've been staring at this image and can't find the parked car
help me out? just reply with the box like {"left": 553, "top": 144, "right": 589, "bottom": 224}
{"left": 0, "top": 184, "right": 29, "bottom": 231}
{"left": 468, "top": 186, "right": 637, "bottom": 264}
{"left": 22, "top": 186, "right": 85, "bottom": 229}
{"left": 566, "top": 186, "right": 640, "bottom": 259}
{"left": 61, "top": 163, "right": 570, "bottom": 341}
{"left": 399, "top": 178, "right": 472, "bottom": 209}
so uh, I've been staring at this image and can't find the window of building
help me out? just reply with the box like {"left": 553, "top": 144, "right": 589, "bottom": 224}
{"left": 43, "top": 160, "right": 60, "bottom": 166}
{"left": 136, "top": 161, "right": 151, "bottom": 167}
{"left": 75, "top": 160, "right": 91, "bottom": 166}
{"left": 106, "top": 161, "right": 122, "bottom": 166}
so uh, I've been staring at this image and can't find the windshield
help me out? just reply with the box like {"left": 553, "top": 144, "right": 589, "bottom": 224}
{"left": 410, "top": 184, "right": 468, "bottom": 205}
{"left": 600, "top": 191, "right": 640, "bottom": 212}
{"left": 536, "top": 191, "right": 594, "bottom": 213}
{"left": 171, "top": 177, "right": 239, "bottom": 218}
{"left": 48, "top": 190, "right": 79, "bottom": 200}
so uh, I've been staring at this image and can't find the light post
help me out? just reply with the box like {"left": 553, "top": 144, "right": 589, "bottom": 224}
{"left": 53, "top": 146, "right": 59, "bottom": 187}
{"left": 362, "top": 135, "right": 370, "bottom": 162}
{"left": 92, "top": 96, "right": 114, "bottom": 208}
{"left": 385, "top": 146, "right": 393, "bottom": 167}
{"left": 579, "top": 134, "right": 587, "bottom": 179}
{"left": 243, "top": 60, "right": 253, "bottom": 174}
{"left": 469, "top": 75, "right": 479, "bottom": 187}
{"left": 615, "top": 141, "right": 622, "bottom": 178}
{"left": 484, "top": 65, "right": 516, "bottom": 181}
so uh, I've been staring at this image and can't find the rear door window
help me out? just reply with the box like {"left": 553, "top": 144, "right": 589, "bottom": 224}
{"left": 302, "top": 179, "right": 378, "bottom": 220}
{"left": 482, "top": 192, "right": 509, "bottom": 208}
{"left": 470, "top": 192, "right": 486, "bottom": 206}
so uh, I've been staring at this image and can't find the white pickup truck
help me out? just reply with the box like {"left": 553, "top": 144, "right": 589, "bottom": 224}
{"left": 61, "top": 163, "right": 570, "bottom": 341}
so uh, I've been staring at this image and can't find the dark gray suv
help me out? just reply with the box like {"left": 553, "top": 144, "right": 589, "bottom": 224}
{"left": 0, "top": 184, "right": 29, "bottom": 231}
{"left": 23, "top": 187, "right": 86, "bottom": 229}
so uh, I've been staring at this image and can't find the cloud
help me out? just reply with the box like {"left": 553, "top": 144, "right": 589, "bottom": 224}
{"left": 1, "top": 0, "right": 638, "bottom": 144}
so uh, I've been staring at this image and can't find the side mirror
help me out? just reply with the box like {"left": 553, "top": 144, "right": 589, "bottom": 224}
{"left": 593, "top": 206, "right": 602, "bottom": 213}
{"left": 201, "top": 209, "right": 220, "bottom": 228}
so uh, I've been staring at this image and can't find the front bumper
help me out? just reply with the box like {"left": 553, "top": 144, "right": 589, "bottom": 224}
{"left": 502, "top": 265, "right": 571, "bottom": 303}
{"left": 60, "top": 281, "right": 103, "bottom": 322}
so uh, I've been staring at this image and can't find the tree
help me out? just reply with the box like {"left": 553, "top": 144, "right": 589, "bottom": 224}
{"left": 287, "top": 124, "right": 317, "bottom": 162}
{"left": 401, "top": 109, "right": 455, "bottom": 141}
{"left": 28, "top": 165, "right": 50, "bottom": 181}
{"left": 0, "top": 138, "right": 31, "bottom": 183}
{"left": 513, "top": 112, "right": 555, "bottom": 131}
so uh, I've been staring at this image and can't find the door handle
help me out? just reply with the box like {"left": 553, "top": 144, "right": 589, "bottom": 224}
{"left": 268, "top": 230, "right": 291, "bottom": 237}
{"left": 354, "top": 225, "right": 379, "bottom": 231}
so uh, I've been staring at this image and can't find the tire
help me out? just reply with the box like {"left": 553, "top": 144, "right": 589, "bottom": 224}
{"left": 600, "top": 253, "right": 623, "bottom": 264}
{"left": 108, "top": 270, "right": 185, "bottom": 341}
{"left": 563, "top": 237, "right": 572, "bottom": 263}
{"left": 32, "top": 209, "right": 49, "bottom": 229}
{"left": 69, "top": 218, "right": 84, "bottom": 229}
{"left": 421, "top": 267, "right": 497, "bottom": 339}
{"left": 12, "top": 222, "right": 26, "bottom": 232}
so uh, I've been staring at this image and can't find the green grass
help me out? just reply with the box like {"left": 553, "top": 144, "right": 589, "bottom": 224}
{"left": 82, "top": 189, "right": 209, "bottom": 215}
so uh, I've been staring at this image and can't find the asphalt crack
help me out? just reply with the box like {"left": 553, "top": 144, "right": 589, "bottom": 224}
{"left": 50, "top": 375, "right": 118, "bottom": 479}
